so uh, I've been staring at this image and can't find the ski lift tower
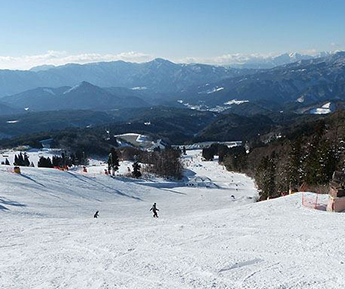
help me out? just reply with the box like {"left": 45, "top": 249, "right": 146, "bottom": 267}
{"left": 327, "top": 171, "right": 345, "bottom": 212}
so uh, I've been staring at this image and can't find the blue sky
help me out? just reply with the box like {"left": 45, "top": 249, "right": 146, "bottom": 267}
{"left": 0, "top": 0, "right": 344, "bottom": 69}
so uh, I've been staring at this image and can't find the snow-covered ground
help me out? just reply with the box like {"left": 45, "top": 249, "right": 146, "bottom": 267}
{"left": 1, "top": 150, "right": 345, "bottom": 288}
{"left": 309, "top": 102, "right": 335, "bottom": 115}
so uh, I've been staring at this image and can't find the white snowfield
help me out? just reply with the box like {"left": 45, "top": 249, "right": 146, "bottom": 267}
{"left": 1, "top": 150, "right": 345, "bottom": 288}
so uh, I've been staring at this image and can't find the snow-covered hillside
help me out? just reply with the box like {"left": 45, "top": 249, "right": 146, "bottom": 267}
{"left": 1, "top": 150, "right": 345, "bottom": 288}
{"left": 309, "top": 102, "right": 335, "bottom": 115}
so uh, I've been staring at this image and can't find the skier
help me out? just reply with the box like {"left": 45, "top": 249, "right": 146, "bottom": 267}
{"left": 150, "top": 203, "right": 159, "bottom": 218}
{"left": 94, "top": 211, "right": 99, "bottom": 218}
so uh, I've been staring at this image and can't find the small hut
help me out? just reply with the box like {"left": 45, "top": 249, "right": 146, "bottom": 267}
{"left": 187, "top": 176, "right": 216, "bottom": 188}
{"left": 327, "top": 171, "right": 345, "bottom": 212}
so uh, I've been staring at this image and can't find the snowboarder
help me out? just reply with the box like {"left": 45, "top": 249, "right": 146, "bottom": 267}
{"left": 150, "top": 203, "right": 159, "bottom": 218}
{"left": 94, "top": 211, "right": 99, "bottom": 218}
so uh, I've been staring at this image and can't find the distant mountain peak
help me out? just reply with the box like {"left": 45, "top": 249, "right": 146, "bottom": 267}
{"left": 79, "top": 80, "right": 94, "bottom": 87}
{"left": 30, "top": 64, "right": 56, "bottom": 72}
{"left": 63, "top": 81, "right": 97, "bottom": 95}
{"left": 152, "top": 58, "right": 171, "bottom": 63}
{"left": 149, "top": 58, "right": 175, "bottom": 67}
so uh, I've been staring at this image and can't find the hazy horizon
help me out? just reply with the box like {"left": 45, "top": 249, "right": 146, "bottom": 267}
{"left": 0, "top": 0, "right": 344, "bottom": 69}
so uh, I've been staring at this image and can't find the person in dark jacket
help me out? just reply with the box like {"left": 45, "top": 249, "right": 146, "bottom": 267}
{"left": 94, "top": 211, "right": 99, "bottom": 218}
{"left": 150, "top": 203, "right": 159, "bottom": 218}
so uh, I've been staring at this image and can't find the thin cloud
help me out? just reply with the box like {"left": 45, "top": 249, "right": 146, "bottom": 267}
{"left": 178, "top": 53, "right": 280, "bottom": 66}
{"left": 0, "top": 50, "right": 341, "bottom": 70}
{"left": 177, "top": 50, "right": 339, "bottom": 66}
{"left": 0, "top": 51, "right": 154, "bottom": 70}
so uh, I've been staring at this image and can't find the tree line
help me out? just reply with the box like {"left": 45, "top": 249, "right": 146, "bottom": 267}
{"left": 202, "top": 117, "right": 344, "bottom": 200}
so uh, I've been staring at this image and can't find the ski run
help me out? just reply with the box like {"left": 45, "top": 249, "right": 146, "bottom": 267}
{"left": 1, "top": 149, "right": 345, "bottom": 289}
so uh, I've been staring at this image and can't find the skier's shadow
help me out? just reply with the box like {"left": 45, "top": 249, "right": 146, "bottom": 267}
{"left": 20, "top": 174, "right": 46, "bottom": 187}
{"left": 137, "top": 182, "right": 186, "bottom": 195}
{"left": 67, "top": 172, "right": 142, "bottom": 201}
{"left": 0, "top": 197, "right": 26, "bottom": 211}
{"left": 91, "top": 178, "right": 143, "bottom": 201}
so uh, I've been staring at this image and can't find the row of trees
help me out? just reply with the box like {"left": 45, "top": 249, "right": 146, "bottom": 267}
{"left": 0, "top": 153, "right": 34, "bottom": 167}
{"left": 215, "top": 119, "right": 342, "bottom": 200}
{"left": 37, "top": 151, "right": 89, "bottom": 168}
{"left": 14, "top": 152, "right": 33, "bottom": 167}
{"left": 141, "top": 148, "right": 183, "bottom": 179}
{"left": 198, "top": 119, "right": 341, "bottom": 200}
{"left": 106, "top": 147, "right": 182, "bottom": 179}
{"left": 202, "top": 143, "right": 247, "bottom": 171}
{"left": 2, "top": 146, "right": 182, "bottom": 180}
{"left": 252, "top": 120, "right": 341, "bottom": 199}
{"left": 1, "top": 158, "right": 10, "bottom": 166}
{"left": 202, "top": 143, "right": 231, "bottom": 162}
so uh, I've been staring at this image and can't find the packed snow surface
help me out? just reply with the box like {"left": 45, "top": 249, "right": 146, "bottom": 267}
{"left": 198, "top": 87, "right": 224, "bottom": 94}
{"left": 63, "top": 83, "right": 82, "bottom": 95}
{"left": 297, "top": 95, "right": 305, "bottom": 103}
{"left": 224, "top": 99, "right": 249, "bottom": 105}
{"left": 310, "top": 102, "right": 333, "bottom": 114}
{"left": 1, "top": 150, "right": 345, "bottom": 288}
{"left": 131, "top": 87, "right": 147, "bottom": 90}
{"left": 43, "top": 88, "right": 56, "bottom": 95}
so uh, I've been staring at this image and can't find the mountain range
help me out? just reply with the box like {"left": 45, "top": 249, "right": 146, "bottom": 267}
{"left": 0, "top": 58, "right": 252, "bottom": 97}
{"left": 226, "top": 51, "right": 332, "bottom": 69}
{"left": 0, "top": 52, "right": 345, "bottom": 115}
{"left": 1, "top": 82, "right": 149, "bottom": 112}
{"left": 178, "top": 51, "right": 345, "bottom": 113}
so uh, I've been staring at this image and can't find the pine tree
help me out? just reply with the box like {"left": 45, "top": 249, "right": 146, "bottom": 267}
{"left": 202, "top": 147, "right": 214, "bottom": 161}
{"left": 132, "top": 161, "right": 142, "bottom": 178}
{"left": 317, "top": 139, "right": 337, "bottom": 184}
{"left": 217, "top": 144, "right": 229, "bottom": 163}
{"left": 255, "top": 154, "right": 276, "bottom": 199}
{"left": 23, "top": 153, "right": 30, "bottom": 166}
{"left": 287, "top": 138, "right": 303, "bottom": 189}
{"left": 38, "top": 156, "right": 53, "bottom": 168}
{"left": 223, "top": 146, "right": 247, "bottom": 172}
{"left": 75, "top": 151, "right": 88, "bottom": 166}
{"left": 108, "top": 147, "right": 119, "bottom": 176}
{"left": 18, "top": 153, "right": 24, "bottom": 166}
{"left": 303, "top": 121, "right": 325, "bottom": 185}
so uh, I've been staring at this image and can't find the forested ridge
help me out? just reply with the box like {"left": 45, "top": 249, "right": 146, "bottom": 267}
{"left": 204, "top": 110, "right": 345, "bottom": 199}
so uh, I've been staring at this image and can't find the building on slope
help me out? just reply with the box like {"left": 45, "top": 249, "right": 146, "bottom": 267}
{"left": 115, "top": 133, "right": 167, "bottom": 151}
{"left": 187, "top": 176, "right": 216, "bottom": 188}
{"left": 327, "top": 171, "right": 345, "bottom": 212}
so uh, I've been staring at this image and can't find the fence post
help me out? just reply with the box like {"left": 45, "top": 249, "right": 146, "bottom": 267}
{"left": 314, "top": 193, "right": 319, "bottom": 209}
{"left": 302, "top": 192, "right": 304, "bottom": 206}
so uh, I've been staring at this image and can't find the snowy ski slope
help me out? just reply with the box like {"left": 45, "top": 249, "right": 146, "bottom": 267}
{"left": 1, "top": 150, "right": 345, "bottom": 288}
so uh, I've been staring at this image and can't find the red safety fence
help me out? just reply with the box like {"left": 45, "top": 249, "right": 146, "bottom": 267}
{"left": 6, "top": 167, "right": 15, "bottom": 173}
{"left": 302, "top": 192, "right": 328, "bottom": 211}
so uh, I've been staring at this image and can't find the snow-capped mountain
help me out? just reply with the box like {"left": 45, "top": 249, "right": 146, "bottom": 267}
{"left": 179, "top": 51, "right": 345, "bottom": 112}
{"left": 227, "top": 51, "right": 332, "bottom": 69}
{"left": 0, "top": 52, "right": 344, "bottom": 115}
